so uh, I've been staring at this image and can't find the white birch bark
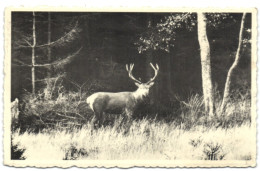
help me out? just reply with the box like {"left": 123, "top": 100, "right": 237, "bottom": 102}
{"left": 197, "top": 12, "right": 214, "bottom": 116}
{"left": 220, "top": 13, "right": 246, "bottom": 112}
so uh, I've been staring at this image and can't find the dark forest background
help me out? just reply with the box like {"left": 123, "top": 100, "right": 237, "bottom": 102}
{"left": 11, "top": 12, "right": 251, "bottom": 115}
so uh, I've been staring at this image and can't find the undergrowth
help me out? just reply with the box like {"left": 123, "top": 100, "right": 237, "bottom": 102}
{"left": 11, "top": 80, "right": 251, "bottom": 160}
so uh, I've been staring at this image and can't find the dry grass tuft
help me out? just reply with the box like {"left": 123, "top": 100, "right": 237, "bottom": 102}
{"left": 12, "top": 121, "right": 252, "bottom": 160}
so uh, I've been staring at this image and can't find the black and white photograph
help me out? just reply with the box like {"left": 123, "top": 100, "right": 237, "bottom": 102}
{"left": 4, "top": 8, "right": 257, "bottom": 167}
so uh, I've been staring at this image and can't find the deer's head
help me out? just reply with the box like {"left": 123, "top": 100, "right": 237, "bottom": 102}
{"left": 126, "top": 63, "right": 159, "bottom": 98}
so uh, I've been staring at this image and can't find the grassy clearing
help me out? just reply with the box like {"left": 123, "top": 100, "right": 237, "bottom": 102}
{"left": 12, "top": 120, "right": 252, "bottom": 160}
{"left": 11, "top": 83, "right": 252, "bottom": 160}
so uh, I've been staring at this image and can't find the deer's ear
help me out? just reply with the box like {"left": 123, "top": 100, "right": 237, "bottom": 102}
{"left": 148, "top": 82, "right": 154, "bottom": 87}
{"left": 135, "top": 82, "right": 141, "bottom": 87}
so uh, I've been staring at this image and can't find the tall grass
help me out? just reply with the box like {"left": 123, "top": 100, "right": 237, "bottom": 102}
{"left": 175, "top": 91, "right": 250, "bottom": 130}
{"left": 11, "top": 82, "right": 251, "bottom": 160}
{"left": 12, "top": 120, "right": 252, "bottom": 160}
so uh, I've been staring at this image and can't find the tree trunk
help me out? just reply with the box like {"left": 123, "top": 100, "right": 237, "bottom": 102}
{"left": 197, "top": 12, "right": 214, "bottom": 116}
{"left": 32, "top": 12, "right": 36, "bottom": 95}
{"left": 220, "top": 13, "right": 246, "bottom": 112}
{"left": 167, "top": 56, "right": 173, "bottom": 94}
{"left": 47, "top": 12, "right": 52, "bottom": 78}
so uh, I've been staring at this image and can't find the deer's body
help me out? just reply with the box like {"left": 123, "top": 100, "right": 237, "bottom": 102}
{"left": 87, "top": 63, "right": 159, "bottom": 129}
{"left": 87, "top": 88, "right": 149, "bottom": 114}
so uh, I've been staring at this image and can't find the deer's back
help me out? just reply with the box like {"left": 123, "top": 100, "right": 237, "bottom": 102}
{"left": 87, "top": 92, "right": 135, "bottom": 112}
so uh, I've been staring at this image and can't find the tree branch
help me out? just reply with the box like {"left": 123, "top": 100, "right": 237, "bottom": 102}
{"left": 12, "top": 59, "right": 32, "bottom": 67}
{"left": 13, "top": 47, "right": 82, "bottom": 68}
{"left": 34, "top": 74, "right": 66, "bottom": 82}
{"left": 24, "top": 38, "right": 32, "bottom": 47}
{"left": 14, "top": 21, "right": 80, "bottom": 49}
{"left": 34, "top": 47, "right": 82, "bottom": 68}
{"left": 36, "top": 21, "right": 79, "bottom": 48}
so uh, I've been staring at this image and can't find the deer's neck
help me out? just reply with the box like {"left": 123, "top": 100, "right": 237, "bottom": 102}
{"left": 132, "top": 88, "right": 149, "bottom": 101}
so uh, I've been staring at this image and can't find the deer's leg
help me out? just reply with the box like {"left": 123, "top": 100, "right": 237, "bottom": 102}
{"left": 123, "top": 109, "right": 133, "bottom": 135}
{"left": 98, "top": 112, "right": 104, "bottom": 128}
{"left": 91, "top": 112, "right": 102, "bottom": 129}
{"left": 91, "top": 113, "right": 102, "bottom": 129}
{"left": 94, "top": 112, "right": 103, "bottom": 129}
{"left": 90, "top": 114, "right": 98, "bottom": 130}
{"left": 92, "top": 99, "right": 107, "bottom": 128}
{"left": 118, "top": 109, "right": 128, "bottom": 129}
{"left": 92, "top": 101, "right": 105, "bottom": 129}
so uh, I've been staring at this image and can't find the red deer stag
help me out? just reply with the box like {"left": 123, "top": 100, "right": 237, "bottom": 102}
{"left": 86, "top": 63, "right": 159, "bottom": 129}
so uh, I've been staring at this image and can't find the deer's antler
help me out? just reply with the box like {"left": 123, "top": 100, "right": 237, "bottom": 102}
{"left": 146, "top": 63, "right": 159, "bottom": 84}
{"left": 126, "top": 63, "right": 142, "bottom": 84}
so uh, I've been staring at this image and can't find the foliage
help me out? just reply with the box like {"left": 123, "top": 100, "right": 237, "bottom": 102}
{"left": 135, "top": 13, "right": 239, "bottom": 53}
{"left": 16, "top": 77, "right": 94, "bottom": 133}
{"left": 135, "top": 13, "right": 196, "bottom": 53}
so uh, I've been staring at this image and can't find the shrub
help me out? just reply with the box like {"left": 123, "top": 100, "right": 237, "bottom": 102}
{"left": 175, "top": 89, "right": 250, "bottom": 130}
{"left": 203, "top": 142, "right": 225, "bottom": 160}
{"left": 15, "top": 78, "right": 94, "bottom": 133}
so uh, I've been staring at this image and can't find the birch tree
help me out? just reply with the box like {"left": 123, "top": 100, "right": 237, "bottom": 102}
{"left": 220, "top": 13, "right": 247, "bottom": 112}
{"left": 136, "top": 13, "right": 215, "bottom": 116}
{"left": 135, "top": 13, "right": 246, "bottom": 116}
{"left": 197, "top": 12, "right": 214, "bottom": 116}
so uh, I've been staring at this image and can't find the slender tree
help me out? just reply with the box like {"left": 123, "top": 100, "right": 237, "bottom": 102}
{"left": 13, "top": 12, "right": 82, "bottom": 95}
{"left": 220, "top": 13, "right": 247, "bottom": 112}
{"left": 197, "top": 12, "right": 215, "bottom": 116}
{"left": 135, "top": 13, "right": 248, "bottom": 116}
{"left": 136, "top": 13, "right": 215, "bottom": 116}
{"left": 47, "top": 12, "right": 52, "bottom": 78}
{"left": 31, "top": 12, "right": 36, "bottom": 95}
